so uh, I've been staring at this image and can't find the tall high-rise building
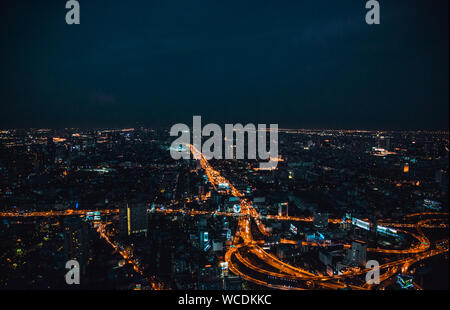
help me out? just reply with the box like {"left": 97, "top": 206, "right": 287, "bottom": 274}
{"left": 199, "top": 231, "right": 209, "bottom": 250}
{"left": 346, "top": 240, "right": 367, "bottom": 266}
{"left": 63, "top": 217, "right": 90, "bottom": 276}
{"left": 33, "top": 152, "right": 44, "bottom": 174}
{"left": 46, "top": 136, "right": 56, "bottom": 165}
{"left": 278, "top": 202, "right": 288, "bottom": 217}
{"left": 313, "top": 212, "right": 329, "bottom": 229}
{"left": 120, "top": 203, "right": 148, "bottom": 237}
{"left": 403, "top": 163, "right": 410, "bottom": 173}
{"left": 385, "top": 138, "right": 391, "bottom": 151}
{"left": 198, "top": 215, "right": 209, "bottom": 250}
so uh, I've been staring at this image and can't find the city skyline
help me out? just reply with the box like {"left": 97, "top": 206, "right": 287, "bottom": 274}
{"left": 0, "top": 127, "right": 448, "bottom": 291}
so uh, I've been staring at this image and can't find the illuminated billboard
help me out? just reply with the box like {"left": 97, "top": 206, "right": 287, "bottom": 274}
{"left": 316, "top": 232, "right": 325, "bottom": 240}
{"left": 85, "top": 211, "right": 94, "bottom": 221}
{"left": 218, "top": 183, "right": 230, "bottom": 189}
{"left": 397, "top": 274, "right": 413, "bottom": 289}
{"left": 200, "top": 231, "right": 209, "bottom": 243}
{"left": 204, "top": 241, "right": 211, "bottom": 252}
{"left": 233, "top": 204, "right": 241, "bottom": 213}
{"left": 351, "top": 218, "right": 370, "bottom": 231}
{"left": 226, "top": 229, "right": 231, "bottom": 240}
{"left": 376, "top": 225, "right": 398, "bottom": 237}
{"left": 305, "top": 233, "right": 315, "bottom": 242}
{"left": 423, "top": 199, "right": 442, "bottom": 211}
{"left": 290, "top": 224, "right": 298, "bottom": 235}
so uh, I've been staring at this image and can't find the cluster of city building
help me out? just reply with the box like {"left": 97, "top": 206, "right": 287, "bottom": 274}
{"left": 0, "top": 127, "right": 448, "bottom": 289}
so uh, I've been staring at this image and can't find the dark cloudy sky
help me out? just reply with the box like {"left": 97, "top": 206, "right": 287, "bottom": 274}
{"left": 0, "top": 0, "right": 448, "bottom": 129}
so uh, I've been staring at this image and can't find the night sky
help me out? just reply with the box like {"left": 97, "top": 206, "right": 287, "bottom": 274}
{"left": 0, "top": 0, "right": 448, "bottom": 130}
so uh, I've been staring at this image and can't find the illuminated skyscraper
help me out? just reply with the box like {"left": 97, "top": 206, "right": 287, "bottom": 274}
{"left": 120, "top": 203, "right": 148, "bottom": 237}
{"left": 278, "top": 202, "right": 288, "bottom": 217}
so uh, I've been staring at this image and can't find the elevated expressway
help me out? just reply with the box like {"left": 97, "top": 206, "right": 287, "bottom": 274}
{"left": 0, "top": 146, "right": 447, "bottom": 290}
{"left": 189, "top": 144, "right": 449, "bottom": 290}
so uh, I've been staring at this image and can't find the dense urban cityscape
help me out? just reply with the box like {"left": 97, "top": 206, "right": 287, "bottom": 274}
{"left": 1, "top": 0, "right": 448, "bottom": 300}
{"left": 0, "top": 127, "right": 448, "bottom": 290}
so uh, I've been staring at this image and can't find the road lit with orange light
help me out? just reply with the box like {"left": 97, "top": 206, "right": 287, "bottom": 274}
{"left": 0, "top": 145, "right": 447, "bottom": 290}
{"left": 96, "top": 223, "right": 167, "bottom": 290}
{"left": 188, "top": 144, "right": 449, "bottom": 290}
